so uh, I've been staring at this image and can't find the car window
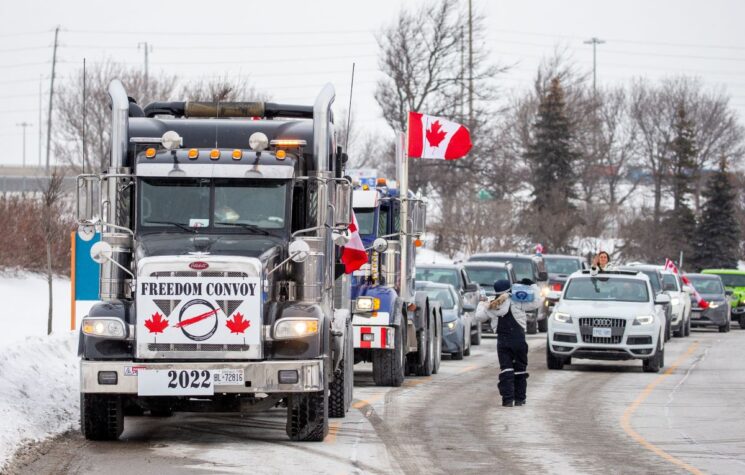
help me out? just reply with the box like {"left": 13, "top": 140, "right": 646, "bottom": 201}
{"left": 509, "top": 260, "right": 534, "bottom": 282}
{"left": 640, "top": 270, "right": 662, "bottom": 293}
{"left": 415, "top": 268, "right": 459, "bottom": 288}
{"left": 421, "top": 287, "right": 455, "bottom": 309}
{"left": 712, "top": 273, "right": 745, "bottom": 288}
{"left": 687, "top": 277, "right": 724, "bottom": 295}
{"left": 564, "top": 277, "right": 650, "bottom": 302}
{"left": 661, "top": 273, "right": 679, "bottom": 292}
{"left": 464, "top": 266, "right": 509, "bottom": 288}
{"left": 544, "top": 258, "right": 581, "bottom": 275}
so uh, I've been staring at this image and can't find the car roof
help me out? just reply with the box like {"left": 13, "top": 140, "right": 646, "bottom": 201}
{"left": 416, "top": 263, "right": 460, "bottom": 270}
{"left": 469, "top": 252, "right": 534, "bottom": 261}
{"left": 568, "top": 269, "right": 649, "bottom": 281}
{"left": 685, "top": 273, "right": 720, "bottom": 279}
{"left": 463, "top": 261, "right": 509, "bottom": 268}
{"left": 624, "top": 263, "right": 662, "bottom": 271}
{"left": 701, "top": 269, "right": 745, "bottom": 275}
{"left": 415, "top": 281, "right": 457, "bottom": 290}
{"left": 543, "top": 254, "right": 583, "bottom": 259}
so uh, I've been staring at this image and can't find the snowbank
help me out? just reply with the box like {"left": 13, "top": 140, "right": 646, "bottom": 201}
{"left": 416, "top": 247, "right": 453, "bottom": 265}
{"left": 0, "top": 273, "right": 78, "bottom": 470}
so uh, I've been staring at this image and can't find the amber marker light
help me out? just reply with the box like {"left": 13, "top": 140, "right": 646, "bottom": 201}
{"left": 210, "top": 149, "right": 220, "bottom": 160}
{"left": 145, "top": 148, "right": 156, "bottom": 158}
{"left": 187, "top": 148, "right": 199, "bottom": 159}
{"left": 276, "top": 149, "right": 287, "bottom": 160}
{"left": 232, "top": 149, "right": 242, "bottom": 160}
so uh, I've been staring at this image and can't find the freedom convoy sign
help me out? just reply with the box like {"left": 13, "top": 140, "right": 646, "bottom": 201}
{"left": 136, "top": 277, "right": 262, "bottom": 350}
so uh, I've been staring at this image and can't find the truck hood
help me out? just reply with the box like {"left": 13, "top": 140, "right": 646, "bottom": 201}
{"left": 556, "top": 300, "right": 652, "bottom": 318}
{"left": 136, "top": 233, "right": 284, "bottom": 262}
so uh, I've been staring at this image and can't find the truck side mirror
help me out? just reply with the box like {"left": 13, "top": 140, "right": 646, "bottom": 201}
{"left": 410, "top": 199, "right": 426, "bottom": 236}
{"left": 372, "top": 238, "right": 388, "bottom": 253}
{"left": 77, "top": 175, "right": 101, "bottom": 224}
{"left": 334, "top": 179, "right": 352, "bottom": 229}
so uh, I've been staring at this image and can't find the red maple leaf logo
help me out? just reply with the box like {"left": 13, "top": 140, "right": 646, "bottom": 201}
{"left": 144, "top": 312, "right": 169, "bottom": 333}
{"left": 425, "top": 120, "right": 447, "bottom": 148}
{"left": 226, "top": 313, "right": 251, "bottom": 334}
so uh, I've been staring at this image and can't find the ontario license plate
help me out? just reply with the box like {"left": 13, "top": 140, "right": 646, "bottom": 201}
{"left": 592, "top": 327, "right": 612, "bottom": 338}
{"left": 138, "top": 369, "right": 214, "bottom": 396}
{"left": 213, "top": 369, "right": 244, "bottom": 386}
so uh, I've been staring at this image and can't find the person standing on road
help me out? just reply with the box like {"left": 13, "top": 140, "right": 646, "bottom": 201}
{"left": 475, "top": 279, "right": 541, "bottom": 407}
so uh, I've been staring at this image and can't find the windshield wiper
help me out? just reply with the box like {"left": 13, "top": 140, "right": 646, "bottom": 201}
{"left": 146, "top": 220, "right": 198, "bottom": 233}
{"left": 215, "top": 222, "right": 275, "bottom": 236}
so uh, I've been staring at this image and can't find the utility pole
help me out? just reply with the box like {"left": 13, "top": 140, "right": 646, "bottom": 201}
{"left": 138, "top": 42, "right": 152, "bottom": 98}
{"left": 45, "top": 26, "right": 60, "bottom": 172}
{"left": 468, "top": 0, "right": 473, "bottom": 128}
{"left": 16, "top": 122, "right": 32, "bottom": 167}
{"left": 460, "top": 26, "right": 465, "bottom": 124}
{"left": 583, "top": 37, "right": 605, "bottom": 94}
{"left": 38, "top": 75, "right": 43, "bottom": 167}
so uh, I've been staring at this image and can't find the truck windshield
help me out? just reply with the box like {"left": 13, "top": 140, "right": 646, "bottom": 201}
{"left": 355, "top": 209, "right": 375, "bottom": 235}
{"left": 139, "top": 178, "right": 289, "bottom": 234}
{"left": 564, "top": 277, "right": 649, "bottom": 302}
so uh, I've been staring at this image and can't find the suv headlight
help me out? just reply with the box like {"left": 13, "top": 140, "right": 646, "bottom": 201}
{"left": 446, "top": 321, "right": 456, "bottom": 330}
{"left": 355, "top": 297, "right": 380, "bottom": 313}
{"left": 708, "top": 301, "right": 724, "bottom": 309}
{"left": 633, "top": 315, "right": 654, "bottom": 325}
{"left": 82, "top": 318, "right": 127, "bottom": 339}
{"left": 274, "top": 318, "right": 319, "bottom": 339}
{"left": 554, "top": 312, "right": 572, "bottom": 323}
{"left": 671, "top": 297, "right": 680, "bottom": 306}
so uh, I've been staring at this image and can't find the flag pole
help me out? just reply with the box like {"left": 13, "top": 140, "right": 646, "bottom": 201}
{"left": 398, "top": 116, "right": 410, "bottom": 301}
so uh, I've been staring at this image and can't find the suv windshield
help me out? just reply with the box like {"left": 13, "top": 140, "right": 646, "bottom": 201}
{"left": 711, "top": 273, "right": 745, "bottom": 288}
{"left": 564, "top": 277, "right": 650, "bottom": 302}
{"left": 464, "top": 266, "right": 509, "bottom": 288}
{"left": 139, "top": 178, "right": 289, "bottom": 234}
{"left": 416, "top": 268, "right": 459, "bottom": 288}
{"left": 688, "top": 277, "right": 724, "bottom": 295}
{"left": 420, "top": 287, "right": 455, "bottom": 309}
{"left": 545, "top": 257, "right": 581, "bottom": 275}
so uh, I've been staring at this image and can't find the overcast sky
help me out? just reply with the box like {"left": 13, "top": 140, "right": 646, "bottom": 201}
{"left": 1, "top": 0, "right": 745, "bottom": 168}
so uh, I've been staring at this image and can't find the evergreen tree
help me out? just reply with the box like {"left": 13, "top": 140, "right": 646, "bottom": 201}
{"left": 691, "top": 159, "right": 741, "bottom": 270}
{"left": 523, "top": 77, "right": 579, "bottom": 252}
{"left": 662, "top": 104, "right": 698, "bottom": 260}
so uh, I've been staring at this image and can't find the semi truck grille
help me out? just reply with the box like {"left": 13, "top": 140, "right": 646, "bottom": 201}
{"left": 579, "top": 317, "right": 626, "bottom": 344}
{"left": 148, "top": 343, "right": 250, "bottom": 352}
{"left": 149, "top": 271, "right": 248, "bottom": 278}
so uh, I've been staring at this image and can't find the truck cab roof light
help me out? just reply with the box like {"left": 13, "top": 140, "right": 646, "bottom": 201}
{"left": 232, "top": 149, "right": 242, "bottom": 160}
{"left": 276, "top": 149, "right": 287, "bottom": 160}
{"left": 269, "top": 139, "right": 307, "bottom": 149}
{"left": 376, "top": 178, "right": 387, "bottom": 186}
{"left": 188, "top": 148, "right": 199, "bottom": 159}
{"left": 145, "top": 148, "right": 156, "bottom": 159}
{"left": 210, "top": 149, "right": 220, "bottom": 160}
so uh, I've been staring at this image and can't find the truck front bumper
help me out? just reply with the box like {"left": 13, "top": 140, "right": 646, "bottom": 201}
{"left": 81, "top": 359, "right": 324, "bottom": 394}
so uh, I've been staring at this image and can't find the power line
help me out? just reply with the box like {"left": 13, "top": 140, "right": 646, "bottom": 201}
{"left": 0, "top": 45, "right": 51, "bottom": 53}
{"left": 63, "top": 27, "right": 373, "bottom": 37}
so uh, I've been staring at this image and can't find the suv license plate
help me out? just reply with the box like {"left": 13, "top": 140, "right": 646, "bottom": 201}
{"left": 592, "top": 327, "right": 612, "bottom": 338}
{"left": 138, "top": 369, "right": 215, "bottom": 396}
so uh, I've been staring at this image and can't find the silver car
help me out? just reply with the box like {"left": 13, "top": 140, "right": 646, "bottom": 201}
{"left": 415, "top": 282, "right": 474, "bottom": 360}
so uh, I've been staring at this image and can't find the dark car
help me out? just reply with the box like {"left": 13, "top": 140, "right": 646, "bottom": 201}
{"left": 543, "top": 254, "right": 587, "bottom": 326}
{"left": 619, "top": 264, "right": 674, "bottom": 341}
{"left": 416, "top": 263, "right": 482, "bottom": 344}
{"left": 685, "top": 273, "right": 732, "bottom": 332}
{"left": 415, "top": 281, "right": 474, "bottom": 359}
{"left": 462, "top": 261, "right": 517, "bottom": 334}
{"left": 466, "top": 252, "right": 548, "bottom": 334}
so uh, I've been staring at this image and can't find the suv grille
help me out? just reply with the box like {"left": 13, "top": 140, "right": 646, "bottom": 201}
{"left": 579, "top": 317, "right": 626, "bottom": 344}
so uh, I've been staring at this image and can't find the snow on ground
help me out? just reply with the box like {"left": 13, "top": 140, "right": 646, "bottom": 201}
{"left": 0, "top": 272, "right": 78, "bottom": 470}
{"left": 416, "top": 247, "right": 453, "bottom": 265}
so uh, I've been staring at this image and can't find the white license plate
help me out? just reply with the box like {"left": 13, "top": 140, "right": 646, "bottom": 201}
{"left": 592, "top": 327, "right": 612, "bottom": 338}
{"left": 213, "top": 369, "right": 244, "bottom": 386}
{"left": 138, "top": 369, "right": 215, "bottom": 396}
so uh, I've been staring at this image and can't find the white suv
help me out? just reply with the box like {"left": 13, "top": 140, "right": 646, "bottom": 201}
{"left": 547, "top": 270, "right": 668, "bottom": 373}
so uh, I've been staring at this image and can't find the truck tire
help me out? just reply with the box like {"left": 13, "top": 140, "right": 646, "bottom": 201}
{"left": 471, "top": 324, "right": 482, "bottom": 346}
{"left": 81, "top": 393, "right": 124, "bottom": 441}
{"left": 538, "top": 317, "right": 548, "bottom": 333}
{"left": 286, "top": 385, "right": 329, "bottom": 442}
{"left": 526, "top": 320, "right": 537, "bottom": 335}
{"left": 642, "top": 340, "right": 664, "bottom": 373}
{"left": 546, "top": 343, "right": 564, "bottom": 370}
{"left": 432, "top": 310, "right": 442, "bottom": 374}
{"left": 415, "top": 309, "right": 435, "bottom": 376}
{"left": 329, "top": 326, "right": 354, "bottom": 416}
{"left": 372, "top": 325, "right": 405, "bottom": 387}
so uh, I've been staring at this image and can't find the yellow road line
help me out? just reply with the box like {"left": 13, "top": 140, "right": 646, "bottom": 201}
{"left": 457, "top": 364, "right": 478, "bottom": 374}
{"left": 620, "top": 341, "right": 703, "bottom": 475}
{"left": 325, "top": 421, "right": 342, "bottom": 444}
{"left": 402, "top": 376, "right": 432, "bottom": 387}
{"left": 352, "top": 393, "right": 384, "bottom": 409}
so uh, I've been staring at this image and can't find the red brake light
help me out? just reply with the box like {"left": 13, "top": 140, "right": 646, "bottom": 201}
{"left": 551, "top": 283, "right": 563, "bottom": 291}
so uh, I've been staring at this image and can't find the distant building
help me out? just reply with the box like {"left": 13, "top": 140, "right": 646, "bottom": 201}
{"left": 0, "top": 165, "right": 76, "bottom": 193}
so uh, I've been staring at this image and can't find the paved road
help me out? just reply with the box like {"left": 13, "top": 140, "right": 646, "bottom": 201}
{"left": 7, "top": 329, "right": 745, "bottom": 474}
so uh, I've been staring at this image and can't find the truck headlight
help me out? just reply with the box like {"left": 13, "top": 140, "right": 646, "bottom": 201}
{"left": 553, "top": 312, "right": 572, "bottom": 323}
{"left": 355, "top": 297, "right": 380, "bottom": 313}
{"left": 633, "top": 315, "right": 654, "bottom": 325}
{"left": 82, "top": 318, "right": 126, "bottom": 339}
{"left": 274, "top": 318, "right": 319, "bottom": 339}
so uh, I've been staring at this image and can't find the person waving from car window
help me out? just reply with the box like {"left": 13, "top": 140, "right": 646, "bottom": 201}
{"left": 590, "top": 251, "right": 612, "bottom": 276}
{"left": 476, "top": 279, "right": 541, "bottom": 407}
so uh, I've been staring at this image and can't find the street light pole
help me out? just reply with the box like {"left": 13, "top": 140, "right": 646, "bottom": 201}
{"left": 16, "top": 122, "right": 32, "bottom": 167}
{"left": 583, "top": 37, "right": 606, "bottom": 93}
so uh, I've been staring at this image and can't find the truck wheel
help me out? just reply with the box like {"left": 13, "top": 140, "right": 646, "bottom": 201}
{"left": 643, "top": 341, "right": 663, "bottom": 373}
{"left": 329, "top": 327, "right": 354, "bottom": 416}
{"left": 372, "top": 326, "right": 405, "bottom": 387}
{"left": 432, "top": 311, "right": 442, "bottom": 374}
{"left": 546, "top": 343, "right": 564, "bottom": 370}
{"left": 526, "top": 320, "right": 537, "bottom": 335}
{"left": 471, "top": 324, "right": 482, "bottom": 346}
{"left": 286, "top": 385, "right": 329, "bottom": 442}
{"left": 81, "top": 393, "right": 124, "bottom": 441}
{"left": 415, "top": 310, "right": 435, "bottom": 376}
{"left": 537, "top": 318, "right": 548, "bottom": 333}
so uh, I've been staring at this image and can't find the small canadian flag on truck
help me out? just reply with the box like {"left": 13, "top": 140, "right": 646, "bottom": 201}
{"left": 407, "top": 111, "right": 472, "bottom": 160}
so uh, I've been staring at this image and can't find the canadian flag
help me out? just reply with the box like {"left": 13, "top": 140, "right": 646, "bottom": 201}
{"left": 407, "top": 111, "right": 472, "bottom": 160}
{"left": 341, "top": 210, "right": 368, "bottom": 274}
{"left": 664, "top": 258, "right": 708, "bottom": 309}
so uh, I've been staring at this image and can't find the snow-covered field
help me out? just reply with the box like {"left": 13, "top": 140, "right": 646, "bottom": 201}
{"left": 0, "top": 273, "right": 78, "bottom": 471}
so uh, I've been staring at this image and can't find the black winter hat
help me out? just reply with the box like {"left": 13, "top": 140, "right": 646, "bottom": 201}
{"left": 493, "top": 279, "right": 511, "bottom": 294}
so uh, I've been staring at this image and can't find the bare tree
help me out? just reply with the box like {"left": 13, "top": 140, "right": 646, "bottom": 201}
{"left": 41, "top": 170, "right": 66, "bottom": 335}
{"left": 179, "top": 75, "right": 269, "bottom": 102}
